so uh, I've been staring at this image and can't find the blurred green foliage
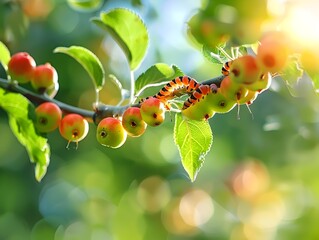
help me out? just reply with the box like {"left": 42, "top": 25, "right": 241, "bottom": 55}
{"left": 1, "top": 0, "right": 319, "bottom": 239}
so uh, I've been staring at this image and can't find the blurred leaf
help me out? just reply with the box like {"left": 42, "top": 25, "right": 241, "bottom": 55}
{"left": 308, "top": 74, "right": 319, "bottom": 94}
{"left": 0, "top": 88, "right": 50, "bottom": 182}
{"left": 107, "top": 74, "right": 130, "bottom": 102}
{"left": 202, "top": 45, "right": 226, "bottom": 64}
{"left": 174, "top": 113, "right": 213, "bottom": 182}
{"left": 281, "top": 56, "right": 304, "bottom": 96}
{"left": 67, "top": 0, "right": 103, "bottom": 12}
{"left": 135, "top": 64, "right": 183, "bottom": 94}
{"left": 0, "top": 41, "right": 10, "bottom": 71}
{"left": 54, "top": 46, "right": 105, "bottom": 91}
{"left": 91, "top": 8, "right": 149, "bottom": 70}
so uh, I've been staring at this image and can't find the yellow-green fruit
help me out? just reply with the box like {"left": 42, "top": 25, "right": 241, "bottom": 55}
{"left": 140, "top": 97, "right": 166, "bottom": 127}
{"left": 182, "top": 98, "right": 215, "bottom": 121}
{"left": 122, "top": 107, "right": 147, "bottom": 137}
{"left": 237, "top": 90, "right": 259, "bottom": 105}
{"left": 96, "top": 117, "right": 127, "bottom": 148}
{"left": 220, "top": 76, "right": 249, "bottom": 102}
{"left": 205, "top": 89, "right": 237, "bottom": 114}
{"left": 244, "top": 72, "right": 272, "bottom": 93}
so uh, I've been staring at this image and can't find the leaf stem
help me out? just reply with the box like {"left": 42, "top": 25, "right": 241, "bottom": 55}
{"left": 130, "top": 70, "right": 135, "bottom": 104}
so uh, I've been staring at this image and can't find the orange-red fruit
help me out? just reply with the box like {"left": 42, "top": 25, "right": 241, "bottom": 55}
{"left": 35, "top": 102, "right": 62, "bottom": 133}
{"left": 96, "top": 117, "right": 127, "bottom": 148}
{"left": 229, "top": 55, "right": 261, "bottom": 84}
{"left": 8, "top": 52, "right": 36, "bottom": 83}
{"left": 59, "top": 114, "right": 89, "bottom": 142}
{"left": 31, "top": 63, "right": 58, "bottom": 92}
{"left": 140, "top": 97, "right": 166, "bottom": 127}
{"left": 122, "top": 107, "right": 147, "bottom": 137}
{"left": 257, "top": 31, "right": 290, "bottom": 73}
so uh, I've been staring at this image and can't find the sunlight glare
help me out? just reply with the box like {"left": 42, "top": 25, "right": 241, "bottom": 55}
{"left": 282, "top": 1, "right": 319, "bottom": 46}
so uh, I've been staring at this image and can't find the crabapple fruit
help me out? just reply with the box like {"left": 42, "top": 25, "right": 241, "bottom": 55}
{"left": 220, "top": 76, "right": 249, "bottom": 102}
{"left": 229, "top": 55, "right": 261, "bottom": 85}
{"left": 257, "top": 31, "right": 290, "bottom": 73}
{"left": 96, "top": 117, "right": 127, "bottom": 148}
{"left": 182, "top": 97, "right": 215, "bottom": 121}
{"left": 31, "top": 63, "right": 58, "bottom": 92}
{"left": 8, "top": 52, "right": 36, "bottom": 84}
{"left": 140, "top": 97, "right": 166, "bottom": 126}
{"left": 245, "top": 72, "right": 272, "bottom": 93}
{"left": 59, "top": 114, "right": 89, "bottom": 143}
{"left": 35, "top": 102, "right": 62, "bottom": 133}
{"left": 237, "top": 90, "right": 259, "bottom": 105}
{"left": 122, "top": 107, "right": 147, "bottom": 137}
{"left": 205, "top": 89, "right": 237, "bottom": 114}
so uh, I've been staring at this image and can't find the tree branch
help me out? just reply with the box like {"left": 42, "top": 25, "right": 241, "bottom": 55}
{"left": 0, "top": 74, "right": 226, "bottom": 124}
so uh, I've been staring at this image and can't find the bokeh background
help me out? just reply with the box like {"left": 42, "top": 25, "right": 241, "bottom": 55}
{"left": 1, "top": 0, "right": 319, "bottom": 239}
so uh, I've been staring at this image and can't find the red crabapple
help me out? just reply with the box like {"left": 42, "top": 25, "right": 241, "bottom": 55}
{"left": 35, "top": 102, "right": 62, "bottom": 133}
{"left": 140, "top": 97, "right": 166, "bottom": 126}
{"left": 59, "top": 114, "right": 89, "bottom": 143}
{"left": 229, "top": 55, "right": 261, "bottom": 85}
{"left": 122, "top": 107, "right": 147, "bottom": 137}
{"left": 8, "top": 52, "right": 36, "bottom": 84}
{"left": 257, "top": 31, "right": 290, "bottom": 73}
{"left": 31, "top": 63, "right": 58, "bottom": 92}
{"left": 96, "top": 117, "right": 127, "bottom": 148}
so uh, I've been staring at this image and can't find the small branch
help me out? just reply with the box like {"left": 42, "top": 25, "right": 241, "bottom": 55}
{"left": 0, "top": 74, "right": 226, "bottom": 124}
{"left": 0, "top": 77, "right": 126, "bottom": 124}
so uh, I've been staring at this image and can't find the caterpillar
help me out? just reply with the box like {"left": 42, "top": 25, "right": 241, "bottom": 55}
{"left": 154, "top": 75, "right": 201, "bottom": 100}
{"left": 182, "top": 84, "right": 212, "bottom": 110}
{"left": 139, "top": 76, "right": 201, "bottom": 104}
{"left": 221, "top": 61, "right": 233, "bottom": 76}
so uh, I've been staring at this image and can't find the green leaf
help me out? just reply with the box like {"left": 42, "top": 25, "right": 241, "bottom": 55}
{"left": 91, "top": 8, "right": 149, "bottom": 70}
{"left": 174, "top": 113, "right": 213, "bottom": 181}
{"left": 0, "top": 41, "right": 11, "bottom": 71}
{"left": 202, "top": 45, "right": 227, "bottom": 64}
{"left": 281, "top": 56, "right": 304, "bottom": 97}
{"left": 67, "top": 0, "right": 103, "bottom": 12}
{"left": 135, "top": 63, "right": 184, "bottom": 94}
{"left": 54, "top": 46, "right": 105, "bottom": 91}
{"left": 0, "top": 88, "right": 50, "bottom": 182}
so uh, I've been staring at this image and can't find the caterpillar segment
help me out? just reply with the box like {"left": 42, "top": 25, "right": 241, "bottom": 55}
{"left": 139, "top": 76, "right": 201, "bottom": 108}
{"left": 153, "top": 76, "right": 201, "bottom": 100}
{"left": 221, "top": 61, "right": 233, "bottom": 76}
{"left": 182, "top": 84, "right": 212, "bottom": 110}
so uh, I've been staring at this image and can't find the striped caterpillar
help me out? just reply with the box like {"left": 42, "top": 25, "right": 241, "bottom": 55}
{"left": 139, "top": 76, "right": 201, "bottom": 104}
{"left": 221, "top": 61, "right": 233, "bottom": 76}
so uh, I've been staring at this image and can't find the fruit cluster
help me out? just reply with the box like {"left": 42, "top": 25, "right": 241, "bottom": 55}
{"left": 96, "top": 97, "right": 166, "bottom": 148}
{"left": 181, "top": 31, "right": 290, "bottom": 121}
{"left": 7, "top": 52, "right": 90, "bottom": 147}
{"left": 8, "top": 52, "right": 59, "bottom": 97}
